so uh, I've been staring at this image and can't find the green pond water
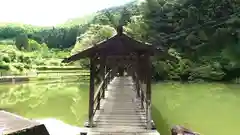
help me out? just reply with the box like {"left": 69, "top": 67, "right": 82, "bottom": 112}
{"left": 0, "top": 79, "right": 89, "bottom": 127}
{"left": 0, "top": 79, "right": 240, "bottom": 135}
{"left": 152, "top": 82, "right": 240, "bottom": 135}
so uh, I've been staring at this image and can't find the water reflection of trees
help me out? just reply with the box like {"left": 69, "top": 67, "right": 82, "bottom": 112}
{"left": 0, "top": 80, "right": 89, "bottom": 126}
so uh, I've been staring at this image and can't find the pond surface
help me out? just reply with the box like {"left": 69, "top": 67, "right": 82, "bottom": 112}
{"left": 0, "top": 80, "right": 240, "bottom": 135}
{"left": 152, "top": 82, "right": 240, "bottom": 135}
{"left": 0, "top": 79, "right": 89, "bottom": 127}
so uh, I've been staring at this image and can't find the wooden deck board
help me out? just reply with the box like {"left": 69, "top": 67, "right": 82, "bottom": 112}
{"left": 88, "top": 77, "right": 160, "bottom": 135}
{"left": 0, "top": 111, "right": 49, "bottom": 135}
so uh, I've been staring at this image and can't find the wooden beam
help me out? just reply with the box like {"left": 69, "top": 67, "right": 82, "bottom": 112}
{"left": 138, "top": 55, "right": 145, "bottom": 83}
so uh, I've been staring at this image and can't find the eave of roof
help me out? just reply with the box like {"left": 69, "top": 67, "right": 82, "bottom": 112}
{"left": 62, "top": 33, "right": 164, "bottom": 63}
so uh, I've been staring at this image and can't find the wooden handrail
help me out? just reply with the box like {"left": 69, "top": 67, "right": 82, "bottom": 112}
{"left": 135, "top": 72, "right": 147, "bottom": 100}
{"left": 94, "top": 70, "right": 111, "bottom": 101}
{"left": 139, "top": 83, "right": 147, "bottom": 102}
{"left": 94, "top": 81, "right": 104, "bottom": 102}
{"left": 92, "top": 70, "right": 112, "bottom": 116}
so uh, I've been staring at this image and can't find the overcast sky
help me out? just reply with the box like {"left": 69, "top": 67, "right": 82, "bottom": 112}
{"left": 0, "top": 0, "right": 134, "bottom": 26}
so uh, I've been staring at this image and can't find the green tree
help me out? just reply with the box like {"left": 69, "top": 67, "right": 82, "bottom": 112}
{"left": 15, "top": 34, "right": 29, "bottom": 51}
{"left": 125, "top": 15, "right": 148, "bottom": 41}
{"left": 71, "top": 24, "right": 116, "bottom": 54}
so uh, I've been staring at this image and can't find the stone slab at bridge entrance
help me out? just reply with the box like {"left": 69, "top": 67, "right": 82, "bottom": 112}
{"left": 62, "top": 26, "right": 174, "bottom": 134}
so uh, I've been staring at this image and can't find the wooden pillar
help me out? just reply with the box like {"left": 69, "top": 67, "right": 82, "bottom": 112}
{"left": 107, "top": 67, "right": 110, "bottom": 84}
{"left": 136, "top": 55, "right": 140, "bottom": 98}
{"left": 141, "top": 87, "right": 144, "bottom": 109}
{"left": 105, "top": 66, "right": 109, "bottom": 86}
{"left": 136, "top": 74, "right": 140, "bottom": 98}
{"left": 106, "top": 66, "right": 112, "bottom": 88}
{"left": 103, "top": 65, "right": 106, "bottom": 98}
{"left": 104, "top": 65, "right": 108, "bottom": 91}
{"left": 138, "top": 55, "right": 144, "bottom": 110}
{"left": 109, "top": 68, "right": 112, "bottom": 80}
{"left": 88, "top": 56, "right": 95, "bottom": 127}
{"left": 108, "top": 67, "right": 111, "bottom": 83}
{"left": 129, "top": 66, "right": 134, "bottom": 78}
{"left": 100, "top": 56, "right": 106, "bottom": 99}
{"left": 113, "top": 67, "right": 118, "bottom": 78}
{"left": 146, "top": 54, "right": 152, "bottom": 129}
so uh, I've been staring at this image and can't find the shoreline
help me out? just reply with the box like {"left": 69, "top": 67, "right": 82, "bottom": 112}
{"left": 0, "top": 76, "right": 32, "bottom": 83}
{"left": 0, "top": 74, "right": 89, "bottom": 84}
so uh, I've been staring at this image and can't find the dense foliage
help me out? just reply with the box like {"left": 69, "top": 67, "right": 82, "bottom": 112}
{"left": 0, "top": 0, "right": 240, "bottom": 82}
{"left": 0, "top": 44, "right": 70, "bottom": 75}
{"left": 0, "top": 24, "right": 86, "bottom": 49}
{"left": 141, "top": 0, "right": 240, "bottom": 81}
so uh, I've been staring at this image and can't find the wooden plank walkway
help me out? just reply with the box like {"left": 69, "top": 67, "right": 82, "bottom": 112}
{"left": 88, "top": 76, "right": 160, "bottom": 135}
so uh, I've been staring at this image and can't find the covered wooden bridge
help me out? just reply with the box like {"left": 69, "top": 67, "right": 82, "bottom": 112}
{"left": 62, "top": 26, "right": 170, "bottom": 134}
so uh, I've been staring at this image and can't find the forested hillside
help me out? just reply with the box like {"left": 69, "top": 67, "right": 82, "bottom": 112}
{"left": 0, "top": 0, "right": 240, "bottom": 82}
{"left": 143, "top": 0, "right": 240, "bottom": 81}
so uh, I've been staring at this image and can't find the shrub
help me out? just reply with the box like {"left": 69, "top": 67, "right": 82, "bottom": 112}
{"left": 0, "top": 62, "right": 10, "bottom": 70}
{"left": 1, "top": 53, "right": 11, "bottom": 63}
{"left": 23, "top": 64, "right": 31, "bottom": 69}
{"left": 11, "top": 63, "right": 25, "bottom": 71}
{"left": 28, "top": 39, "right": 41, "bottom": 51}
{"left": 41, "top": 43, "right": 48, "bottom": 51}
{"left": 9, "top": 65, "right": 20, "bottom": 75}
{"left": 44, "top": 59, "right": 61, "bottom": 66}
{"left": 189, "top": 65, "right": 225, "bottom": 81}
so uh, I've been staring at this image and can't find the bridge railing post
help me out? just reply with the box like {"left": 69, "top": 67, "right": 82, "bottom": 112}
{"left": 97, "top": 91, "right": 101, "bottom": 110}
{"left": 109, "top": 71, "right": 112, "bottom": 81}
{"left": 105, "top": 77, "right": 108, "bottom": 91}
{"left": 134, "top": 72, "right": 140, "bottom": 98}
{"left": 100, "top": 57, "right": 106, "bottom": 99}
{"left": 106, "top": 72, "right": 108, "bottom": 84}
{"left": 107, "top": 72, "right": 110, "bottom": 84}
{"left": 102, "top": 75, "right": 106, "bottom": 99}
{"left": 141, "top": 88, "right": 144, "bottom": 109}
{"left": 136, "top": 76, "right": 140, "bottom": 98}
